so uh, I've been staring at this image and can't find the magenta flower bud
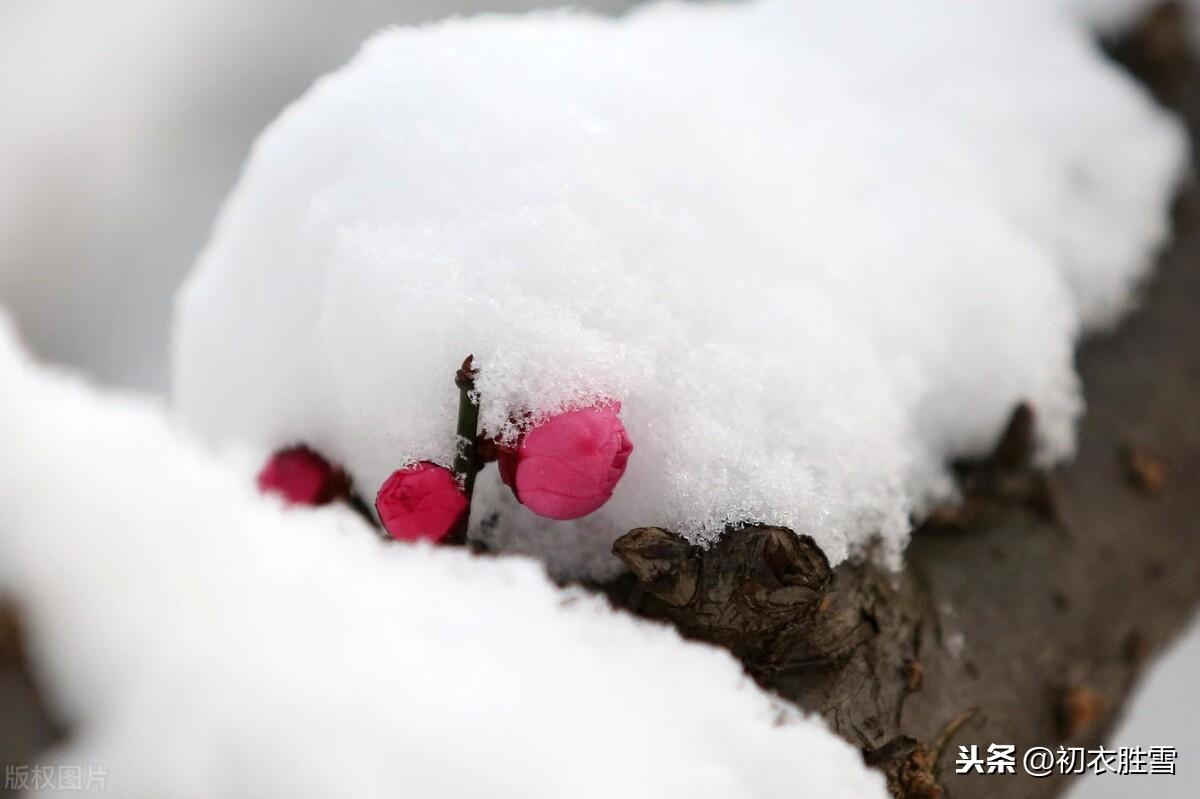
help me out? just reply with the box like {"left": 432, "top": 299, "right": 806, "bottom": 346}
{"left": 375, "top": 462, "right": 469, "bottom": 542}
{"left": 257, "top": 446, "right": 346, "bottom": 506}
{"left": 497, "top": 404, "right": 633, "bottom": 520}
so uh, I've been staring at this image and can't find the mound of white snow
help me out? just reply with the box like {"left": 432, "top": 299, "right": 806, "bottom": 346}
{"left": 0, "top": 314, "right": 885, "bottom": 798}
{"left": 173, "top": 0, "right": 1186, "bottom": 580}
{"left": 0, "top": 0, "right": 637, "bottom": 389}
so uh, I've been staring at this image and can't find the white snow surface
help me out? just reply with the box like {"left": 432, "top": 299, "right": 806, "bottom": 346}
{"left": 0, "top": 0, "right": 637, "bottom": 390}
{"left": 0, "top": 316, "right": 886, "bottom": 799}
{"left": 173, "top": 0, "right": 1187, "bottom": 579}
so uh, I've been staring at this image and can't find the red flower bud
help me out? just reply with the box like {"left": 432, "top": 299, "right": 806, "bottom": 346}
{"left": 257, "top": 446, "right": 346, "bottom": 506}
{"left": 375, "top": 462, "right": 469, "bottom": 542}
{"left": 497, "top": 404, "right": 633, "bottom": 520}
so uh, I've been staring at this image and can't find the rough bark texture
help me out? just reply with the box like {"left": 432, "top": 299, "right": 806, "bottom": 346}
{"left": 0, "top": 602, "right": 62, "bottom": 787}
{"left": 610, "top": 7, "right": 1200, "bottom": 797}
{"left": 1, "top": 7, "right": 1198, "bottom": 799}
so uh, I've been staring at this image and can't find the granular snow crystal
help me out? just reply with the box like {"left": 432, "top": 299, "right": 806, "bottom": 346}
{"left": 173, "top": 0, "right": 1187, "bottom": 579}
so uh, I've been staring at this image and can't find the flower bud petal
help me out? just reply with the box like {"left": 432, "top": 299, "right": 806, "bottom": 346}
{"left": 505, "top": 406, "right": 633, "bottom": 520}
{"left": 375, "top": 462, "right": 468, "bottom": 542}
{"left": 257, "top": 446, "right": 345, "bottom": 506}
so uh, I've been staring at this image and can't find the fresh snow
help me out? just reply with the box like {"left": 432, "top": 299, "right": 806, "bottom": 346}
{"left": 0, "top": 0, "right": 637, "bottom": 390}
{"left": 173, "top": 0, "right": 1186, "bottom": 580}
{"left": 0, "top": 315, "right": 886, "bottom": 799}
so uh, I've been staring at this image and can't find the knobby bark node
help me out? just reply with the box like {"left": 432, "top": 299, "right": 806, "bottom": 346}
{"left": 614, "top": 526, "right": 854, "bottom": 674}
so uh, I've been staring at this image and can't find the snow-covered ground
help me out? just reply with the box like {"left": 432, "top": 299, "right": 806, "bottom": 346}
{"left": 0, "top": 316, "right": 886, "bottom": 798}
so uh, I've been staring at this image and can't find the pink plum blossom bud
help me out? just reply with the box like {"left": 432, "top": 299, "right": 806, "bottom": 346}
{"left": 497, "top": 404, "right": 633, "bottom": 520}
{"left": 257, "top": 446, "right": 347, "bottom": 506}
{"left": 376, "top": 462, "right": 469, "bottom": 542}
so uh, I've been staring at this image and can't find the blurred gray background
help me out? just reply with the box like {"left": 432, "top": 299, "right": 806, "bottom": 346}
{"left": 0, "top": 0, "right": 636, "bottom": 390}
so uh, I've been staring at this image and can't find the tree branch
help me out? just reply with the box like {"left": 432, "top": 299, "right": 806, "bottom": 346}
{"left": 611, "top": 7, "right": 1200, "bottom": 797}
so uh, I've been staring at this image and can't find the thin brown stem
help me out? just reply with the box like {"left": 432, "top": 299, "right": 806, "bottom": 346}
{"left": 446, "top": 354, "right": 481, "bottom": 546}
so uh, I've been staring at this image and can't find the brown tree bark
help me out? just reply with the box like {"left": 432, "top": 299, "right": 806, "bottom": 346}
{"left": 611, "top": 6, "right": 1200, "bottom": 797}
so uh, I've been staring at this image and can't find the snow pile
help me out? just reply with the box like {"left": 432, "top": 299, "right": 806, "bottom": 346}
{"left": 0, "top": 0, "right": 636, "bottom": 389}
{"left": 173, "top": 0, "right": 1187, "bottom": 579}
{"left": 0, "top": 316, "right": 885, "bottom": 799}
